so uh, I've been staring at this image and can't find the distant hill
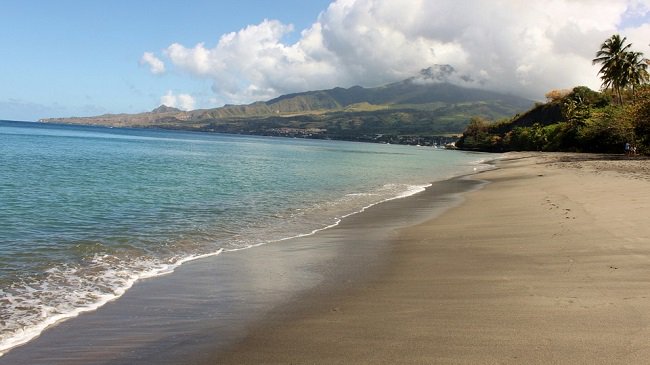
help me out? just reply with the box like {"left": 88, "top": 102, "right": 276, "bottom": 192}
{"left": 151, "top": 105, "right": 182, "bottom": 113}
{"left": 41, "top": 67, "right": 533, "bottom": 138}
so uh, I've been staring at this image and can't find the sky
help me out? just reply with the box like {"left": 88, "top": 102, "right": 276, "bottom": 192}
{"left": 2, "top": 0, "right": 650, "bottom": 121}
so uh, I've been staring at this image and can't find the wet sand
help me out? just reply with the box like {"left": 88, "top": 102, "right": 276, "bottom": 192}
{"left": 215, "top": 153, "right": 650, "bottom": 364}
{"left": 0, "top": 166, "right": 478, "bottom": 364}
{"left": 4, "top": 152, "right": 649, "bottom": 364}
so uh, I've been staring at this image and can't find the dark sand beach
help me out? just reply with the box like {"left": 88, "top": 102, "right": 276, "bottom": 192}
{"left": 215, "top": 152, "right": 650, "bottom": 364}
{"left": 3, "top": 152, "right": 650, "bottom": 364}
{"left": 0, "top": 165, "right": 478, "bottom": 365}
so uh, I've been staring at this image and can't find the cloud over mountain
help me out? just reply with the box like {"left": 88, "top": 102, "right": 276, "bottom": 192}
{"left": 143, "top": 0, "right": 650, "bottom": 106}
{"left": 160, "top": 91, "right": 195, "bottom": 111}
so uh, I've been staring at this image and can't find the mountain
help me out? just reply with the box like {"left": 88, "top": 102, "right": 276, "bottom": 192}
{"left": 151, "top": 105, "right": 182, "bottom": 113}
{"left": 41, "top": 68, "right": 533, "bottom": 138}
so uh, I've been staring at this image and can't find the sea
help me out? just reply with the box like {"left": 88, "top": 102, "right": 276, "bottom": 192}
{"left": 0, "top": 120, "right": 489, "bottom": 356}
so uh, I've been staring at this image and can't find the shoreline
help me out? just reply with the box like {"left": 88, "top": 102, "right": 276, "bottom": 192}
{"left": 213, "top": 152, "right": 650, "bottom": 364}
{"left": 0, "top": 163, "right": 483, "bottom": 364}
{"left": 1, "top": 119, "right": 490, "bottom": 359}
{"left": 6, "top": 151, "right": 647, "bottom": 363}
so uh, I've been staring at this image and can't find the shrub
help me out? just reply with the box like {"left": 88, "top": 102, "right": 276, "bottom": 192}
{"left": 630, "top": 86, "right": 650, "bottom": 150}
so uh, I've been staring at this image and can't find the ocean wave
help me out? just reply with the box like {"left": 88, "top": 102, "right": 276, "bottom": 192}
{"left": 0, "top": 248, "right": 224, "bottom": 357}
{"left": 0, "top": 182, "right": 432, "bottom": 357}
{"left": 0, "top": 135, "right": 492, "bottom": 355}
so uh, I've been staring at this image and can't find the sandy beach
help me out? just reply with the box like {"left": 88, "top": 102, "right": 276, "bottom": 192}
{"left": 215, "top": 152, "right": 650, "bottom": 364}
{"left": 3, "top": 152, "right": 649, "bottom": 365}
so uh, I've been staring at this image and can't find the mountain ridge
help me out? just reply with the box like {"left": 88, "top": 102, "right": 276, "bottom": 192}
{"left": 41, "top": 69, "right": 533, "bottom": 137}
{"left": 152, "top": 105, "right": 182, "bottom": 113}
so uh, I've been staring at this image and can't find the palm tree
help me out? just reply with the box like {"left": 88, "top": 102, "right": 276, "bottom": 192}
{"left": 623, "top": 51, "right": 649, "bottom": 99}
{"left": 593, "top": 34, "right": 632, "bottom": 104}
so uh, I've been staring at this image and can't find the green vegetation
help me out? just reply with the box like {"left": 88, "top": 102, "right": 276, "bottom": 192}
{"left": 42, "top": 73, "right": 532, "bottom": 140}
{"left": 457, "top": 35, "right": 650, "bottom": 155}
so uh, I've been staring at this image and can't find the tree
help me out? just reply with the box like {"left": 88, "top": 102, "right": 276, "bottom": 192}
{"left": 593, "top": 34, "right": 632, "bottom": 104}
{"left": 629, "top": 85, "right": 650, "bottom": 151}
{"left": 462, "top": 116, "right": 490, "bottom": 149}
{"left": 593, "top": 34, "right": 649, "bottom": 104}
{"left": 623, "top": 51, "right": 649, "bottom": 99}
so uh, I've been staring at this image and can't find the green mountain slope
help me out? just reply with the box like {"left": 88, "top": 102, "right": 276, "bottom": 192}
{"left": 42, "top": 72, "right": 533, "bottom": 137}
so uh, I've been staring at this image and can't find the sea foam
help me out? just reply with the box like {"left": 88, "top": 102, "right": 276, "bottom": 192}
{"left": 0, "top": 183, "right": 431, "bottom": 356}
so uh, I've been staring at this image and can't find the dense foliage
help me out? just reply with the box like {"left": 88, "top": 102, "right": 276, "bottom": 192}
{"left": 456, "top": 86, "right": 650, "bottom": 154}
{"left": 457, "top": 34, "right": 649, "bottom": 155}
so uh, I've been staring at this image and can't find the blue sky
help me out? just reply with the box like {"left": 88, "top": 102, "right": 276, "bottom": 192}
{"left": 1, "top": 0, "right": 330, "bottom": 120}
{"left": 2, "top": 0, "right": 649, "bottom": 121}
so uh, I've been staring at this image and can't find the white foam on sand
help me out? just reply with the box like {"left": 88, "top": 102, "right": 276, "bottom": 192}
{"left": 0, "top": 159, "right": 489, "bottom": 357}
{"left": 0, "top": 248, "right": 224, "bottom": 357}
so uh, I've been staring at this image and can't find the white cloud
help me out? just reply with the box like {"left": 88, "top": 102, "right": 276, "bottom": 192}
{"left": 177, "top": 94, "right": 196, "bottom": 110}
{"left": 160, "top": 90, "right": 195, "bottom": 110}
{"left": 140, "top": 52, "right": 166, "bottom": 74}
{"left": 146, "top": 0, "right": 650, "bottom": 104}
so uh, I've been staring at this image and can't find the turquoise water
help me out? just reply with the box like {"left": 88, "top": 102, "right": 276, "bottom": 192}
{"left": 0, "top": 120, "right": 488, "bottom": 354}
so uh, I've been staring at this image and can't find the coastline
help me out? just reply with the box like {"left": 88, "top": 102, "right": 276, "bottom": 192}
{"left": 214, "top": 152, "right": 650, "bottom": 364}
{"left": 5, "top": 151, "right": 648, "bottom": 364}
{"left": 0, "top": 164, "right": 482, "bottom": 364}
{"left": 1, "top": 121, "right": 487, "bottom": 360}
